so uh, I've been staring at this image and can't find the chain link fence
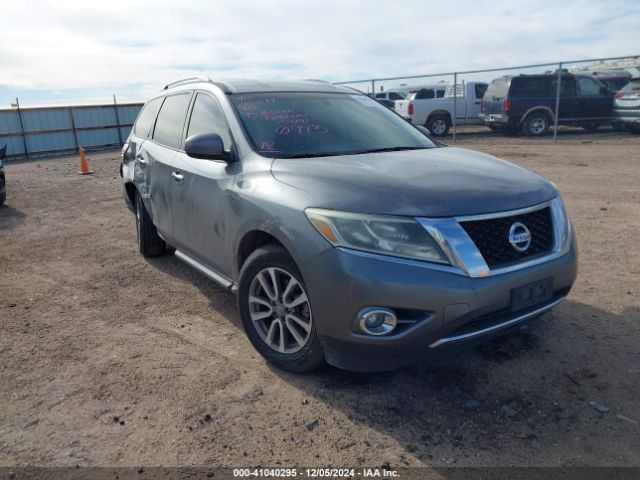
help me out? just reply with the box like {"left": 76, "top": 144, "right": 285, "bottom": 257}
{"left": 335, "top": 55, "right": 640, "bottom": 143}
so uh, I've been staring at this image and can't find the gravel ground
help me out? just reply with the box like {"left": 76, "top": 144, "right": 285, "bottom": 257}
{"left": 1, "top": 132, "right": 639, "bottom": 469}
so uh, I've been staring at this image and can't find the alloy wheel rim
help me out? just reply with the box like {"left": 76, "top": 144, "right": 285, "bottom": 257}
{"left": 530, "top": 118, "right": 546, "bottom": 134}
{"left": 248, "top": 267, "right": 312, "bottom": 354}
{"left": 432, "top": 119, "right": 447, "bottom": 135}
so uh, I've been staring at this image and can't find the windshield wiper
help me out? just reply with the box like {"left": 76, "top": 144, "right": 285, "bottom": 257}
{"left": 276, "top": 146, "right": 429, "bottom": 159}
{"left": 276, "top": 152, "right": 347, "bottom": 159}
{"left": 350, "top": 146, "right": 430, "bottom": 155}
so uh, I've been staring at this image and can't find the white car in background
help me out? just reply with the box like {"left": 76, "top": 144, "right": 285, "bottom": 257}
{"left": 395, "top": 82, "right": 488, "bottom": 136}
{"left": 374, "top": 90, "right": 407, "bottom": 101}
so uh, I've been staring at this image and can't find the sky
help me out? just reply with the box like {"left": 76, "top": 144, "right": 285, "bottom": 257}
{"left": 1, "top": 0, "right": 639, "bottom": 107}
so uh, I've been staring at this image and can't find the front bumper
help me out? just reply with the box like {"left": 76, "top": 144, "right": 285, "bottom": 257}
{"left": 301, "top": 241, "right": 577, "bottom": 371}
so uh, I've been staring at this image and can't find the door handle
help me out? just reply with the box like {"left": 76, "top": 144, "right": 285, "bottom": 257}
{"left": 171, "top": 170, "right": 184, "bottom": 182}
{"left": 135, "top": 155, "right": 148, "bottom": 165}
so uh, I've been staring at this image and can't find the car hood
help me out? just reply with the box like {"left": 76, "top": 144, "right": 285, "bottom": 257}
{"left": 270, "top": 147, "right": 557, "bottom": 217}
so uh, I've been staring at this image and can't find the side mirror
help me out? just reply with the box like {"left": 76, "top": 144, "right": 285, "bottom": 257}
{"left": 416, "top": 125, "right": 431, "bottom": 136}
{"left": 185, "top": 133, "right": 229, "bottom": 161}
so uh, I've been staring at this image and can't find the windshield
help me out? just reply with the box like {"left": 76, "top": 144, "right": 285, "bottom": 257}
{"left": 230, "top": 92, "right": 436, "bottom": 158}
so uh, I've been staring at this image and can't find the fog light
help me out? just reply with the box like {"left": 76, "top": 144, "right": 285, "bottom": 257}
{"left": 358, "top": 308, "right": 397, "bottom": 336}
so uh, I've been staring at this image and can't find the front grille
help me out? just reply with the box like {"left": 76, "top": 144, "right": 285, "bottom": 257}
{"left": 460, "top": 206, "right": 554, "bottom": 269}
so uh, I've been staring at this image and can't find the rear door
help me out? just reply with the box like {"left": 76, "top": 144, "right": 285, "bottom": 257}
{"left": 144, "top": 91, "right": 193, "bottom": 242}
{"left": 170, "top": 92, "right": 238, "bottom": 277}
{"left": 128, "top": 97, "right": 163, "bottom": 199}
{"left": 575, "top": 76, "right": 612, "bottom": 121}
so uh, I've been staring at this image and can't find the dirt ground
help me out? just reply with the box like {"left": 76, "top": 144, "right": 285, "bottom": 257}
{"left": 1, "top": 131, "right": 639, "bottom": 469}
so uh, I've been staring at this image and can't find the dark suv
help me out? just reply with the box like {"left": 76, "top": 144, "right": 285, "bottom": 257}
{"left": 480, "top": 73, "right": 614, "bottom": 136}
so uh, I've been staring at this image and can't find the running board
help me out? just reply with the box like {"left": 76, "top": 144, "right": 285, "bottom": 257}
{"left": 174, "top": 250, "right": 237, "bottom": 292}
{"left": 429, "top": 296, "right": 564, "bottom": 348}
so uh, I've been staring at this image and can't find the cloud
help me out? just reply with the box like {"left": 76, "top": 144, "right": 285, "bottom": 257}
{"left": 0, "top": 0, "right": 639, "bottom": 105}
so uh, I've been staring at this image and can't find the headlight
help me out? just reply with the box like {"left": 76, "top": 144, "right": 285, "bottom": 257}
{"left": 551, "top": 196, "right": 573, "bottom": 255}
{"left": 305, "top": 208, "right": 449, "bottom": 264}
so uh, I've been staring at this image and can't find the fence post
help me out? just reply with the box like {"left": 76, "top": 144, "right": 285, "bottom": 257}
{"left": 452, "top": 73, "right": 457, "bottom": 144}
{"left": 371, "top": 80, "right": 375, "bottom": 97}
{"left": 553, "top": 62, "right": 562, "bottom": 143}
{"left": 14, "top": 98, "right": 29, "bottom": 159}
{"left": 69, "top": 107, "right": 79, "bottom": 153}
{"left": 113, "top": 94, "right": 123, "bottom": 146}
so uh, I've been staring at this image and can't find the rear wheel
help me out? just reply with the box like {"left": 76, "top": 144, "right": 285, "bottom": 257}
{"left": 135, "top": 190, "right": 166, "bottom": 257}
{"left": 238, "top": 245, "right": 325, "bottom": 373}
{"left": 521, "top": 112, "right": 551, "bottom": 136}
{"left": 426, "top": 115, "right": 450, "bottom": 136}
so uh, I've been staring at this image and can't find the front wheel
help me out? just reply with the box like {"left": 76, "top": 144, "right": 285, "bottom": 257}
{"left": 238, "top": 245, "right": 325, "bottom": 373}
{"left": 426, "top": 115, "right": 450, "bottom": 136}
{"left": 521, "top": 112, "right": 551, "bottom": 136}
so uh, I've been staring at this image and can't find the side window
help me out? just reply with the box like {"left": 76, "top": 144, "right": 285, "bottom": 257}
{"left": 389, "top": 92, "right": 403, "bottom": 100}
{"left": 551, "top": 77, "right": 577, "bottom": 96}
{"left": 186, "top": 93, "right": 232, "bottom": 148}
{"left": 415, "top": 89, "right": 435, "bottom": 100}
{"left": 375, "top": 93, "right": 385, "bottom": 99}
{"left": 436, "top": 90, "right": 445, "bottom": 98}
{"left": 475, "top": 84, "right": 488, "bottom": 99}
{"left": 133, "top": 97, "right": 163, "bottom": 138}
{"left": 153, "top": 93, "right": 192, "bottom": 149}
{"left": 577, "top": 77, "right": 603, "bottom": 96}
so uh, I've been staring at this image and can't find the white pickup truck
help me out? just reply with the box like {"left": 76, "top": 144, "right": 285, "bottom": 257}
{"left": 394, "top": 82, "right": 489, "bottom": 136}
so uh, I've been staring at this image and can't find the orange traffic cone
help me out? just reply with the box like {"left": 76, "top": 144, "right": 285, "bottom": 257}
{"left": 78, "top": 147, "right": 93, "bottom": 175}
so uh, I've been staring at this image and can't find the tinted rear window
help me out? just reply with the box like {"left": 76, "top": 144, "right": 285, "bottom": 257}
{"left": 510, "top": 76, "right": 552, "bottom": 97}
{"left": 153, "top": 93, "right": 192, "bottom": 149}
{"left": 618, "top": 79, "right": 639, "bottom": 93}
{"left": 134, "top": 97, "right": 163, "bottom": 138}
{"left": 415, "top": 89, "right": 434, "bottom": 99}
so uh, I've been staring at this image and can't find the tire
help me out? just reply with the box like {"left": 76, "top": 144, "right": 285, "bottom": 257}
{"left": 135, "top": 190, "right": 166, "bottom": 257}
{"left": 426, "top": 115, "right": 450, "bottom": 136}
{"left": 521, "top": 112, "right": 551, "bottom": 136}
{"left": 582, "top": 124, "right": 599, "bottom": 132}
{"left": 0, "top": 179, "right": 5, "bottom": 206}
{"left": 238, "top": 245, "right": 325, "bottom": 373}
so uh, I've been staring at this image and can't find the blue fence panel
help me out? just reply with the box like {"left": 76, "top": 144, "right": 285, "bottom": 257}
{"left": 0, "top": 111, "right": 21, "bottom": 135}
{"left": 0, "top": 102, "right": 143, "bottom": 159}
{"left": 76, "top": 127, "right": 120, "bottom": 148}
{"left": 117, "top": 105, "right": 142, "bottom": 124}
{"left": 3, "top": 136, "right": 26, "bottom": 156}
{"left": 21, "top": 108, "right": 73, "bottom": 132}
{"left": 73, "top": 107, "right": 117, "bottom": 128}
{"left": 27, "top": 131, "right": 76, "bottom": 154}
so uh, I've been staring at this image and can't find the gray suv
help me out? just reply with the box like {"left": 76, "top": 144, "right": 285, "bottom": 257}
{"left": 120, "top": 77, "right": 577, "bottom": 372}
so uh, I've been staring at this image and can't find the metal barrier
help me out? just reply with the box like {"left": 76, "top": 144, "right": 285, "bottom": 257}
{"left": 0, "top": 99, "right": 143, "bottom": 160}
{"left": 335, "top": 55, "right": 640, "bottom": 143}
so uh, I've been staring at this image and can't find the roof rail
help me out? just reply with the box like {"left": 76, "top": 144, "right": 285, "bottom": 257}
{"left": 163, "top": 76, "right": 213, "bottom": 90}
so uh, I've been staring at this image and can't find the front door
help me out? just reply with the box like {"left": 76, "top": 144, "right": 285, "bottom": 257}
{"left": 170, "top": 92, "right": 237, "bottom": 278}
